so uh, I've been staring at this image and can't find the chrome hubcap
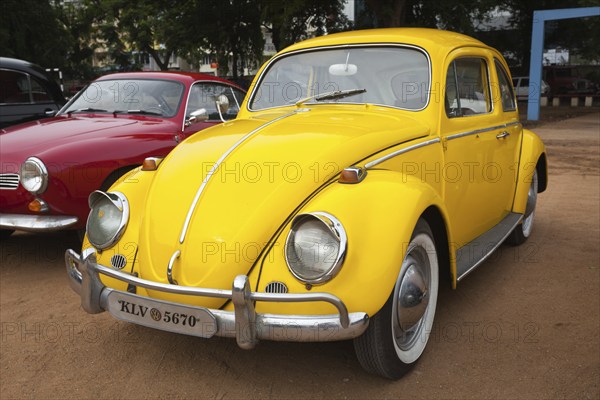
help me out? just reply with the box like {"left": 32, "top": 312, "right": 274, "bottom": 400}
{"left": 522, "top": 171, "right": 538, "bottom": 237}
{"left": 397, "top": 262, "right": 429, "bottom": 331}
{"left": 393, "top": 243, "right": 431, "bottom": 350}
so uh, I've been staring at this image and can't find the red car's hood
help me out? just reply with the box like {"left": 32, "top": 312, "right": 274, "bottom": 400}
{"left": 0, "top": 115, "right": 176, "bottom": 161}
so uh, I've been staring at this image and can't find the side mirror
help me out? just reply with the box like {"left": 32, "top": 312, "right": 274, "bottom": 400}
{"left": 215, "top": 94, "right": 230, "bottom": 122}
{"left": 185, "top": 108, "right": 208, "bottom": 127}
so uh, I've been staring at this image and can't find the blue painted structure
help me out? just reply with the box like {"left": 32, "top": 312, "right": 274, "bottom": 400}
{"left": 527, "top": 7, "right": 600, "bottom": 120}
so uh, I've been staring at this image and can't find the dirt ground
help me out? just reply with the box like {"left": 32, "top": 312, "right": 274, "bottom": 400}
{"left": 1, "top": 109, "right": 599, "bottom": 400}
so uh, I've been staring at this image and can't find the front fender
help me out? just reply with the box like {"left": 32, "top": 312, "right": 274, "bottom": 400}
{"left": 252, "top": 170, "right": 452, "bottom": 317}
{"left": 81, "top": 165, "right": 158, "bottom": 291}
{"left": 513, "top": 129, "right": 547, "bottom": 214}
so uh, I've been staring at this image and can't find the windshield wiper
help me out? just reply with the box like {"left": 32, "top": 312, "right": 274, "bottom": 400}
{"left": 66, "top": 107, "right": 108, "bottom": 114}
{"left": 113, "top": 109, "right": 163, "bottom": 116}
{"left": 295, "top": 88, "right": 367, "bottom": 107}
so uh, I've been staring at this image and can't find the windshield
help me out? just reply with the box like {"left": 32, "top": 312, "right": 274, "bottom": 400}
{"left": 62, "top": 79, "right": 184, "bottom": 117}
{"left": 250, "top": 46, "right": 430, "bottom": 111}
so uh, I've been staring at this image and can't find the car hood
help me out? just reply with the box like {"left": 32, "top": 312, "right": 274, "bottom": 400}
{"left": 137, "top": 107, "right": 430, "bottom": 304}
{"left": 0, "top": 116, "right": 174, "bottom": 161}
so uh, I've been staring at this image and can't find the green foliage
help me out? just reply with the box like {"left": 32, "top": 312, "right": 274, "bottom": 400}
{"left": 182, "top": 0, "right": 265, "bottom": 77}
{"left": 0, "top": 0, "right": 70, "bottom": 68}
{"left": 2, "top": 0, "right": 597, "bottom": 81}
{"left": 260, "top": 0, "right": 352, "bottom": 51}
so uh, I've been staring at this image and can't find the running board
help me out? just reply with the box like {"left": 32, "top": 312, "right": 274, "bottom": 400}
{"left": 456, "top": 212, "right": 523, "bottom": 282}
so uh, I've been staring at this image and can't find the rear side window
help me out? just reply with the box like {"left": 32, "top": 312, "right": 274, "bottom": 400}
{"left": 445, "top": 58, "right": 491, "bottom": 118}
{"left": 0, "top": 69, "right": 51, "bottom": 104}
{"left": 495, "top": 60, "right": 516, "bottom": 112}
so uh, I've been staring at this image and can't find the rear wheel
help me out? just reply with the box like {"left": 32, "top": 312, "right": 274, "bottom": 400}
{"left": 507, "top": 170, "right": 538, "bottom": 245}
{"left": 354, "top": 218, "right": 439, "bottom": 379}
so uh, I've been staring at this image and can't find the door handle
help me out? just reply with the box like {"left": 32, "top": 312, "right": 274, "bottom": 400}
{"left": 496, "top": 131, "right": 510, "bottom": 139}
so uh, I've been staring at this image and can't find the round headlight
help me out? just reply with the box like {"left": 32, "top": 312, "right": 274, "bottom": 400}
{"left": 285, "top": 212, "right": 347, "bottom": 284}
{"left": 86, "top": 191, "right": 129, "bottom": 250}
{"left": 20, "top": 157, "right": 48, "bottom": 194}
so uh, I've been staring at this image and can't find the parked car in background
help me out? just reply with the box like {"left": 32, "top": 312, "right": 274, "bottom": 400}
{"left": 0, "top": 57, "right": 66, "bottom": 128}
{"left": 543, "top": 65, "right": 597, "bottom": 96}
{"left": 0, "top": 71, "right": 245, "bottom": 238}
{"left": 512, "top": 76, "right": 550, "bottom": 101}
{"left": 65, "top": 28, "right": 547, "bottom": 379}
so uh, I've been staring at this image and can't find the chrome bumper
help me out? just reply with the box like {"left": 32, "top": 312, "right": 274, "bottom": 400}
{"left": 65, "top": 249, "right": 369, "bottom": 349}
{"left": 0, "top": 213, "right": 78, "bottom": 232}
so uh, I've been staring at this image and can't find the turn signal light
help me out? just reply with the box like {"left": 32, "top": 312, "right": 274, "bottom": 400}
{"left": 339, "top": 167, "right": 367, "bottom": 184}
{"left": 141, "top": 157, "right": 164, "bottom": 171}
{"left": 28, "top": 198, "right": 49, "bottom": 213}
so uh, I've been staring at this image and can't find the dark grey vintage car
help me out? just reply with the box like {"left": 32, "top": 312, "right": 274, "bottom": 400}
{"left": 0, "top": 57, "right": 66, "bottom": 128}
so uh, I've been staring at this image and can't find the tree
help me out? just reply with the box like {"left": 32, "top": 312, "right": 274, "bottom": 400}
{"left": 357, "top": 0, "right": 497, "bottom": 33}
{"left": 0, "top": 0, "right": 70, "bottom": 68}
{"left": 53, "top": 0, "right": 97, "bottom": 80}
{"left": 180, "top": 0, "right": 264, "bottom": 78}
{"left": 261, "top": 0, "right": 352, "bottom": 51}
{"left": 87, "top": 0, "right": 192, "bottom": 71}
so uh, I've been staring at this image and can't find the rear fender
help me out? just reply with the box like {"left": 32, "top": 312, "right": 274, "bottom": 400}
{"left": 513, "top": 129, "right": 547, "bottom": 214}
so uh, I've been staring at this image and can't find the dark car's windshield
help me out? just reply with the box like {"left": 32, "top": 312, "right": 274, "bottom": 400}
{"left": 62, "top": 79, "right": 184, "bottom": 117}
{"left": 249, "top": 46, "right": 430, "bottom": 111}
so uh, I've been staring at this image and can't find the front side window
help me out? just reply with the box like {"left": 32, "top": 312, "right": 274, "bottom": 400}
{"left": 250, "top": 46, "right": 430, "bottom": 111}
{"left": 495, "top": 60, "right": 516, "bottom": 112}
{"left": 62, "top": 79, "right": 184, "bottom": 117}
{"left": 186, "top": 83, "right": 244, "bottom": 121}
{"left": 445, "top": 58, "right": 491, "bottom": 118}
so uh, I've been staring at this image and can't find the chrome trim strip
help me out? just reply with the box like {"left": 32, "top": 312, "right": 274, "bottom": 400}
{"left": 0, "top": 173, "right": 20, "bottom": 190}
{"left": 456, "top": 212, "right": 523, "bottom": 282}
{"left": 446, "top": 121, "right": 521, "bottom": 141}
{"left": 65, "top": 250, "right": 369, "bottom": 345}
{"left": 179, "top": 112, "right": 295, "bottom": 243}
{"left": 0, "top": 213, "right": 78, "bottom": 232}
{"left": 365, "top": 138, "right": 440, "bottom": 169}
{"left": 167, "top": 250, "right": 180, "bottom": 285}
{"left": 247, "top": 43, "right": 432, "bottom": 113}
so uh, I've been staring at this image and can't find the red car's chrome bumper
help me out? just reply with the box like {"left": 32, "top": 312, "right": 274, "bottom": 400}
{"left": 0, "top": 213, "right": 78, "bottom": 232}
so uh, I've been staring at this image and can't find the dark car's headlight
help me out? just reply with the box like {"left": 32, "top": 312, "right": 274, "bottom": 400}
{"left": 86, "top": 191, "right": 129, "bottom": 250}
{"left": 285, "top": 212, "right": 347, "bottom": 284}
{"left": 19, "top": 157, "right": 48, "bottom": 194}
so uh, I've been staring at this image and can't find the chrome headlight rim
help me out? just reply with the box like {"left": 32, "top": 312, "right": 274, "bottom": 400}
{"left": 284, "top": 211, "right": 347, "bottom": 285}
{"left": 86, "top": 190, "right": 129, "bottom": 251}
{"left": 19, "top": 157, "right": 48, "bottom": 194}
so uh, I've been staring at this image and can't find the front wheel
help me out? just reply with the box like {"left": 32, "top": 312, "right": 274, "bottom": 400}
{"left": 354, "top": 218, "right": 439, "bottom": 379}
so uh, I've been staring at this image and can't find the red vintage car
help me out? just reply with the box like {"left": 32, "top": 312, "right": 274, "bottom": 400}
{"left": 0, "top": 71, "right": 245, "bottom": 238}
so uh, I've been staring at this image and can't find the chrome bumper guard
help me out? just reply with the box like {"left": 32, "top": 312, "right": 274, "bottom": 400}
{"left": 65, "top": 250, "right": 369, "bottom": 349}
{"left": 0, "top": 213, "right": 78, "bottom": 232}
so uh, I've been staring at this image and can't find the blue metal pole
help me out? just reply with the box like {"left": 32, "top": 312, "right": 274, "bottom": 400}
{"left": 527, "top": 11, "right": 545, "bottom": 121}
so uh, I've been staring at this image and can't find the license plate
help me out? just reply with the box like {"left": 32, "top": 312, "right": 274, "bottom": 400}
{"left": 105, "top": 290, "right": 217, "bottom": 338}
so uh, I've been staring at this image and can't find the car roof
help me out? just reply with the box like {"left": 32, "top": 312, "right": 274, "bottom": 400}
{"left": 95, "top": 71, "right": 244, "bottom": 89}
{"left": 280, "top": 27, "right": 488, "bottom": 55}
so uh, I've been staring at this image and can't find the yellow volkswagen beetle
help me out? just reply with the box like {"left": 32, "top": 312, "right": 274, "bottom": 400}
{"left": 66, "top": 28, "right": 547, "bottom": 379}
